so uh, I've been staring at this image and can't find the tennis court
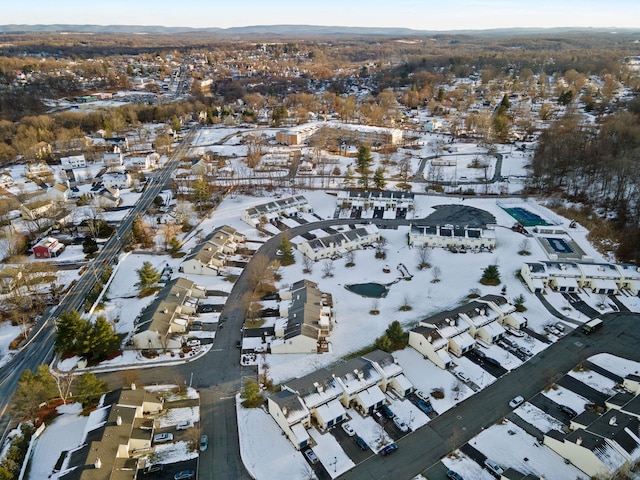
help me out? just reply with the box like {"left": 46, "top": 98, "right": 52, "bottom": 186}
{"left": 503, "top": 207, "right": 549, "bottom": 227}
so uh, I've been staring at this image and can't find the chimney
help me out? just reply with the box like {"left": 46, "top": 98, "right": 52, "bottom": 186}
{"left": 576, "top": 437, "right": 582, "bottom": 446}
{"left": 609, "top": 416, "right": 617, "bottom": 426}
{"left": 131, "top": 383, "right": 136, "bottom": 390}
{"left": 94, "top": 458, "right": 102, "bottom": 469}
{"left": 116, "top": 415, "right": 122, "bottom": 426}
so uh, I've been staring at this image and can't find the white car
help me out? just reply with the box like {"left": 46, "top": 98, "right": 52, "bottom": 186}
{"left": 415, "top": 390, "right": 429, "bottom": 402}
{"left": 176, "top": 421, "right": 194, "bottom": 430}
{"left": 341, "top": 422, "right": 356, "bottom": 436}
{"left": 509, "top": 396, "right": 525, "bottom": 408}
{"left": 153, "top": 433, "right": 173, "bottom": 443}
{"left": 454, "top": 370, "right": 471, "bottom": 383}
{"left": 393, "top": 416, "right": 409, "bottom": 432}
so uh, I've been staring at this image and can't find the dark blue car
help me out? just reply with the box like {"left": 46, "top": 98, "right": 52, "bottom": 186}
{"left": 380, "top": 404, "right": 394, "bottom": 419}
{"left": 417, "top": 399, "right": 433, "bottom": 414}
{"left": 380, "top": 443, "right": 398, "bottom": 456}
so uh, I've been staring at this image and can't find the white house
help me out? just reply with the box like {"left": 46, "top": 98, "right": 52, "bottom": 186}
{"left": 180, "top": 225, "right": 246, "bottom": 276}
{"left": 132, "top": 277, "right": 206, "bottom": 350}
{"left": 242, "top": 195, "right": 312, "bottom": 227}
{"left": 271, "top": 280, "right": 333, "bottom": 354}
{"left": 104, "top": 147, "right": 124, "bottom": 167}
{"left": 267, "top": 390, "right": 311, "bottom": 450}
{"left": 336, "top": 190, "right": 414, "bottom": 219}
{"left": 408, "top": 204, "right": 497, "bottom": 251}
{"left": 46, "top": 183, "right": 69, "bottom": 203}
{"left": 296, "top": 225, "right": 380, "bottom": 261}
{"left": 102, "top": 172, "right": 133, "bottom": 190}
{"left": 60, "top": 154, "right": 87, "bottom": 170}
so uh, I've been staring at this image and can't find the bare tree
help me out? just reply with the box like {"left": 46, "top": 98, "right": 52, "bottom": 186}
{"left": 370, "top": 299, "right": 380, "bottom": 315}
{"left": 53, "top": 372, "right": 75, "bottom": 404}
{"left": 322, "top": 260, "right": 335, "bottom": 278}
{"left": 399, "top": 293, "right": 412, "bottom": 311}
{"left": 344, "top": 250, "right": 355, "bottom": 267}
{"left": 375, "top": 237, "right": 388, "bottom": 260}
{"left": 431, "top": 266, "right": 442, "bottom": 283}
{"left": 302, "top": 255, "right": 314, "bottom": 274}
{"left": 416, "top": 244, "right": 432, "bottom": 269}
{"left": 518, "top": 238, "right": 531, "bottom": 255}
{"left": 121, "top": 369, "right": 141, "bottom": 388}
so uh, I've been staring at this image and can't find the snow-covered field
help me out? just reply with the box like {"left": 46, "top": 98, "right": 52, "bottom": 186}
{"left": 3, "top": 122, "right": 640, "bottom": 480}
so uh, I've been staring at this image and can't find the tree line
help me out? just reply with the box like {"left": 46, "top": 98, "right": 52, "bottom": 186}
{"left": 530, "top": 109, "right": 640, "bottom": 263}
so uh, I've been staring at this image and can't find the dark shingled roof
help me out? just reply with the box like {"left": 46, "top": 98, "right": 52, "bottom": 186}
{"left": 416, "top": 204, "right": 496, "bottom": 228}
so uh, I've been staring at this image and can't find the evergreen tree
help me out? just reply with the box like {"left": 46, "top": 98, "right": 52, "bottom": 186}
{"left": 279, "top": 236, "right": 295, "bottom": 266}
{"left": 75, "top": 372, "right": 108, "bottom": 407}
{"left": 373, "top": 334, "right": 393, "bottom": 352}
{"left": 55, "top": 310, "right": 84, "bottom": 354}
{"left": 373, "top": 167, "right": 387, "bottom": 190}
{"left": 136, "top": 261, "right": 161, "bottom": 289}
{"left": 12, "top": 365, "right": 57, "bottom": 418}
{"left": 480, "top": 264, "right": 501, "bottom": 285}
{"left": 167, "top": 237, "right": 182, "bottom": 255}
{"left": 240, "top": 378, "right": 263, "bottom": 408}
{"left": 356, "top": 146, "right": 373, "bottom": 189}
{"left": 82, "top": 237, "right": 98, "bottom": 255}
{"left": 192, "top": 176, "right": 211, "bottom": 211}
{"left": 86, "top": 316, "right": 120, "bottom": 362}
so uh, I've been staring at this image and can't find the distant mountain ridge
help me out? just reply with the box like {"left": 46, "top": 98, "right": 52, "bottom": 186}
{"left": 1, "top": 24, "right": 638, "bottom": 36}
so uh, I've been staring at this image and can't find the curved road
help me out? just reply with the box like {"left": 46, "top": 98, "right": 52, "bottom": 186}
{"left": 104, "top": 211, "right": 638, "bottom": 480}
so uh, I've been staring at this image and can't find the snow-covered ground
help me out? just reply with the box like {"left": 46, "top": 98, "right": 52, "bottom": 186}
{"left": 2, "top": 122, "right": 640, "bottom": 480}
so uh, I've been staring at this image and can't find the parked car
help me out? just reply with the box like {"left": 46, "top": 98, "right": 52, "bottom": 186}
{"left": 518, "top": 346, "right": 532, "bottom": 356}
{"left": 545, "top": 325, "right": 561, "bottom": 336}
{"left": 509, "top": 396, "right": 525, "bottom": 408}
{"left": 554, "top": 322, "right": 566, "bottom": 332}
{"left": 176, "top": 421, "right": 194, "bottom": 430}
{"left": 303, "top": 448, "right": 319, "bottom": 465}
{"left": 485, "top": 356, "right": 501, "bottom": 367}
{"left": 380, "top": 404, "right": 394, "bottom": 419}
{"left": 142, "top": 464, "right": 163, "bottom": 475}
{"left": 506, "top": 327, "right": 525, "bottom": 337}
{"left": 393, "top": 416, "right": 409, "bottom": 432}
{"left": 354, "top": 434, "right": 369, "bottom": 451}
{"left": 341, "top": 422, "right": 356, "bottom": 436}
{"left": 173, "top": 471, "right": 195, "bottom": 480}
{"left": 454, "top": 370, "right": 471, "bottom": 383}
{"left": 373, "top": 410, "right": 386, "bottom": 424}
{"left": 416, "top": 399, "right": 433, "bottom": 414}
{"left": 198, "top": 304, "right": 217, "bottom": 313}
{"left": 447, "top": 470, "right": 464, "bottom": 480}
{"left": 415, "top": 390, "right": 429, "bottom": 402}
{"left": 200, "top": 434, "right": 208, "bottom": 451}
{"left": 485, "top": 459, "right": 505, "bottom": 477}
{"left": 190, "top": 321, "right": 202, "bottom": 331}
{"left": 471, "top": 349, "right": 486, "bottom": 360}
{"left": 236, "top": 340, "right": 242, "bottom": 349}
{"left": 380, "top": 443, "right": 398, "bottom": 456}
{"left": 185, "top": 339, "right": 201, "bottom": 348}
{"left": 153, "top": 433, "right": 173, "bottom": 443}
{"left": 558, "top": 405, "right": 578, "bottom": 418}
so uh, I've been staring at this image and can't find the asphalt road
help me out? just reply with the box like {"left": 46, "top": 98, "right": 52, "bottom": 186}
{"left": 339, "top": 312, "right": 640, "bottom": 480}
{"left": 0, "top": 129, "right": 197, "bottom": 446}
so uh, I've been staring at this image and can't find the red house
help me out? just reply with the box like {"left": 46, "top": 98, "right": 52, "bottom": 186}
{"left": 33, "top": 237, "right": 65, "bottom": 258}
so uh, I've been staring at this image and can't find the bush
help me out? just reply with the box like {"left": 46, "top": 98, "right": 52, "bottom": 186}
{"left": 431, "top": 388, "right": 445, "bottom": 399}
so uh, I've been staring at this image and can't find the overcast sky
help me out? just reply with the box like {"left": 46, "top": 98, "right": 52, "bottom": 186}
{"left": 7, "top": 0, "right": 640, "bottom": 30}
